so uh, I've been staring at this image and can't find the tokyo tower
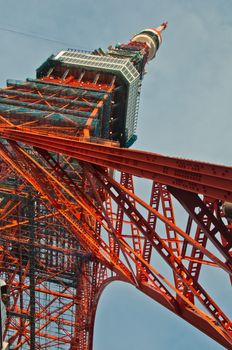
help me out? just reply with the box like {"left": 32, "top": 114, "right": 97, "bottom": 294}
{"left": 0, "top": 22, "right": 231, "bottom": 349}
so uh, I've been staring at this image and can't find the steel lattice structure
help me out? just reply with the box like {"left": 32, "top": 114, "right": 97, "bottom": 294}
{"left": 0, "top": 23, "right": 231, "bottom": 349}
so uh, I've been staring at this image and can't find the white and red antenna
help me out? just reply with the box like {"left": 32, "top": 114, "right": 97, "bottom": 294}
{"left": 131, "top": 22, "right": 168, "bottom": 60}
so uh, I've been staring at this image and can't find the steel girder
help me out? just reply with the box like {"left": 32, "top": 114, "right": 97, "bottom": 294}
{"left": 0, "top": 137, "right": 231, "bottom": 349}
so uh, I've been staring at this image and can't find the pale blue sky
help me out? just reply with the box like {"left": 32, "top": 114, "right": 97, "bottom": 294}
{"left": 0, "top": 1, "right": 231, "bottom": 349}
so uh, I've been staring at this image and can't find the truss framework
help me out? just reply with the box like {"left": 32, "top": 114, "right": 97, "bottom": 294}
{"left": 0, "top": 132, "right": 231, "bottom": 349}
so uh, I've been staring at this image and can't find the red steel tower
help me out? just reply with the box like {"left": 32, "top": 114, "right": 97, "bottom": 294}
{"left": 0, "top": 22, "right": 231, "bottom": 349}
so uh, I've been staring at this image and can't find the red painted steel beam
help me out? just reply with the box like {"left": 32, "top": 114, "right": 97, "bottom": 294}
{"left": 1, "top": 127, "right": 232, "bottom": 201}
{"left": 169, "top": 187, "right": 232, "bottom": 262}
{"left": 140, "top": 282, "right": 232, "bottom": 349}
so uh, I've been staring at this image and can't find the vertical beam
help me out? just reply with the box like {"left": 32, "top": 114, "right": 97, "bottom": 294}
{"left": 169, "top": 187, "right": 232, "bottom": 264}
{"left": 28, "top": 195, "right": 36, "bottom": 350}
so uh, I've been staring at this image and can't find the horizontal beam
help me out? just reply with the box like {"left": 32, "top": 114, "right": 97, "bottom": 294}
{"left": 1, "top": 128, "right": 232, "bottom": 201}
{"left": 0, "top": 88, "right": 99, "bottom": 108}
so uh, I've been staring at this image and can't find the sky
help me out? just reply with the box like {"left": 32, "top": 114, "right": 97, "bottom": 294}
{"left": 0, "top": 0, "right": 231, "bottom": 349}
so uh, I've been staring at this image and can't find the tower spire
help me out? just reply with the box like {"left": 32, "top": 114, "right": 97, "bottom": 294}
{"left": 131, "top": 21, "right": 168, "bottom": 60}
